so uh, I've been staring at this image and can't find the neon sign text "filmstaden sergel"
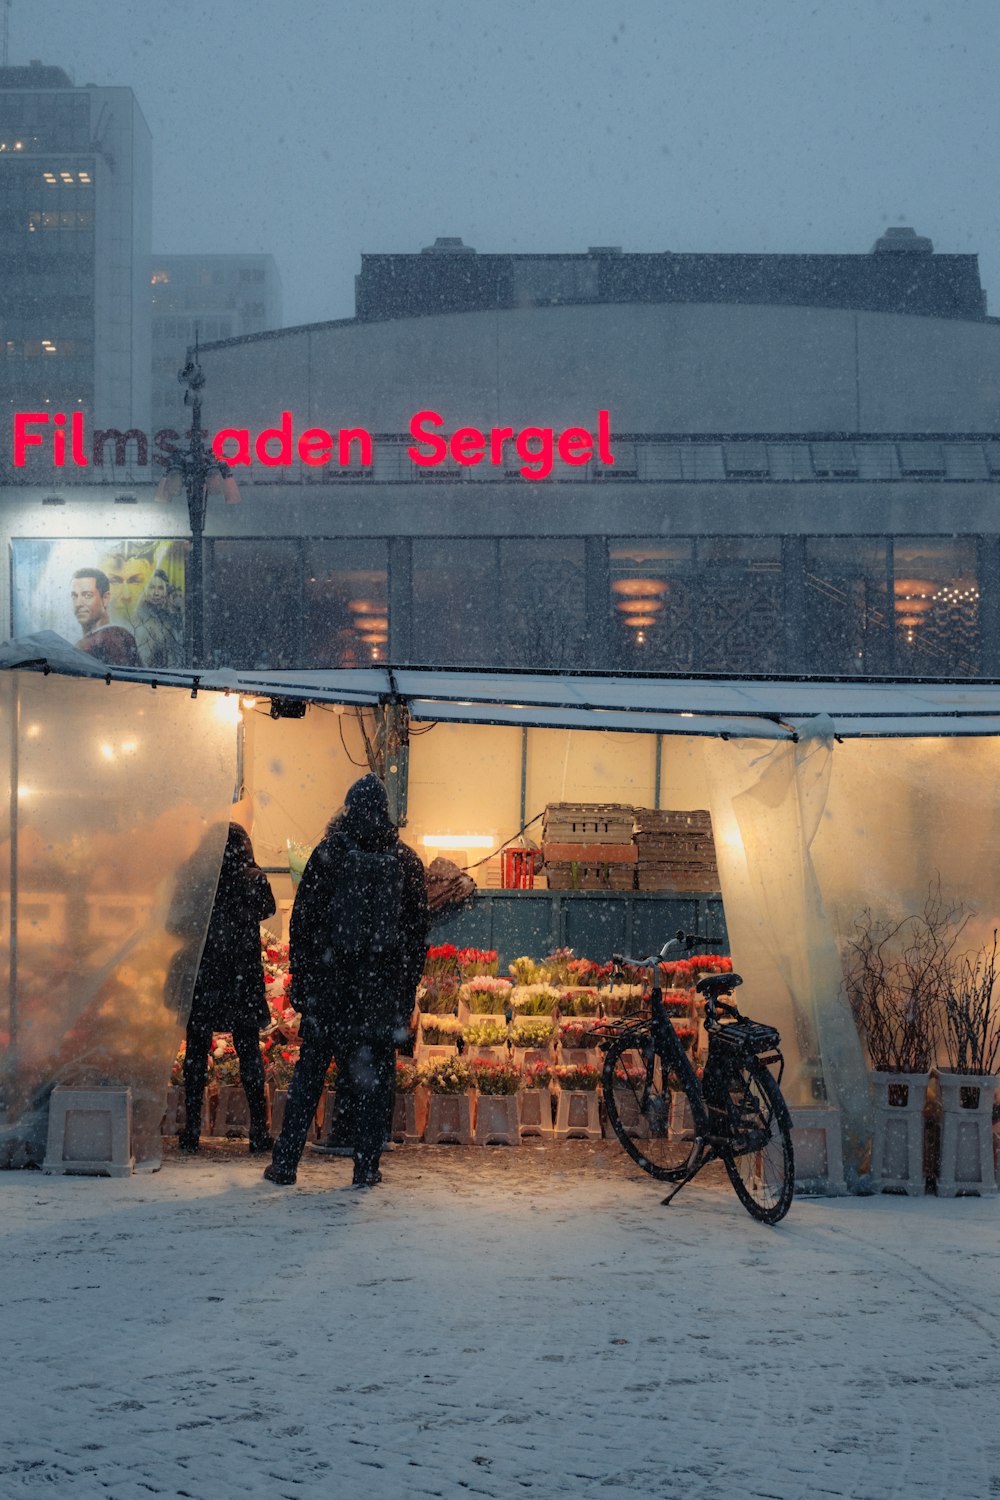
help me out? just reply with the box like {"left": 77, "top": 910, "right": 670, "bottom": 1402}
{"left": 12, "top": 410, "right": 616, "bottom": 482}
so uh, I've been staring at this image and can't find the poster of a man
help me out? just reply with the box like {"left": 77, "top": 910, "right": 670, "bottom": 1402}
{"left": 70, "top": 567, "right": 143, "bottom": 667}
{"left": 12, "top": 538, "right": 188, "bottom": 669}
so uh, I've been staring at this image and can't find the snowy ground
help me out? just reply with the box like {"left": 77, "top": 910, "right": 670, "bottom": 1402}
{"left": 2, "top": 1141, "right": 999, "bottom": 1500}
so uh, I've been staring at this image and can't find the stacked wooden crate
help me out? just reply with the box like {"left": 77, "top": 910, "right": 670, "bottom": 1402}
{"left": 542, "top": 803, "right": 637, "bottom": 891}
{"left": 632, "top": 809, "right": 720, "bottom": 892}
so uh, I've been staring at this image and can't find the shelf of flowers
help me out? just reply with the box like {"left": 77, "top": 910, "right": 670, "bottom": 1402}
{"left": 161, "top": 934, "right": 730, "bottom": 1148}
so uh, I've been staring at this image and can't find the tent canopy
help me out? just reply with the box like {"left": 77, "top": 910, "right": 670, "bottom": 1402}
{"left": 3, "top": 632, "right": 1000, "bottom": 739}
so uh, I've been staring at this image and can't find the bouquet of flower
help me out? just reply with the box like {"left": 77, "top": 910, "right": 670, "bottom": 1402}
{"left": 462, "top": 976, "right": 513, "bottom": 1014}
{"left": 523, "top": 1060, "right": 554, "bottom": 1089}
{"left": 419, "top": 977, "right": 460, "bottom": 1015}
{"left": 559, "top": 986, "right": 601, "bottom": 1016}
{"left": 509, "top": 955, "right": 546, "bottom": 986}
{"left": 418, "top": 1056, "right": 474, "bottom": 1094}
{"left": 567, "top": 957, "right": 614, "bottom": 985}
{"left": 395, "top": 1057, "right": 420, "bottom": 1093}
{"left": 558, "top": 1018, "right": 604, "bottom": 1049}
{"left": 508, "top": 983, "right": 561, "bottom": 1016}
{"left": 211, "top": 1039, "right": 242, "bottom": 1086}
{"left": 464, "top": 1019, "right": 510, "bottom": 1047}
{"left": 543, "top": 946, "right": 576, "bottom": 985}
{"left": 662, "top": 991, "right": 695, "bottom": 1017}
{"left": 671, "top": 1023, "right": 698, "bottom": 1053}
{"left": 420, "top": 1014, "right": 463, "bottom": 1045}
{"left": 603, "top": 983, "right": 648, "bottom": 1018}
{"left": 687, "top": 954, "right": 732, "bottom": 975}
{"left": 263, "top": 1036, "right": 299, "bottom": 1088}
{"left": 552, "top": 1063, "right": 602, "bottom": 1091}
{"left": 509, "top": 1017, "right": 554, "bottom": 1049}
{"left": 325, "top": 1057, "right": 338, "bottom": 1086}
{"left": 170, "top": 1040, "right": 186, "bottom": 1086}
{"left": 458, "top": 947, "right": 500, "bottom": 979}
{"left": 471, "top": 1057, "right": 523, "bottom": 1095}
{"left": 425, "top": 943, "right": 460, "bottom": 979}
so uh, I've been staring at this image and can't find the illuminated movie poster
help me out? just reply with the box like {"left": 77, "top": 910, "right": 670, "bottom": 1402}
{"left": 11, "top": 538, "right": 188, "bottom": 669}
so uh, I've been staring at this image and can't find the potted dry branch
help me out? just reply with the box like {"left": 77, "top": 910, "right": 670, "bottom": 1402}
{"left": 843, "top": 883, "right": 969, "bottom": 1194}
{"left": 936, "top": 931, "right": 1000, "bottom": 1197}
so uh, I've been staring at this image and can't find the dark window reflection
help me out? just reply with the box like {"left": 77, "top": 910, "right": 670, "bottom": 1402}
{"left": 499, "top": 539, "right": 587, "bottom": 669}
{"left": 411, "top": 538, "right": 498, "bottom": 665}
{"left": 304, "top": 540, "right": 388, "bottom": 667}
{"left": 209, "top": 540, "right": 300, "bottom": 669}
{"left": 608, "top": 538, "right": 782, "bottom": 673}
{"left": 805, "top": 538, "right": 891, "bottom": 674}
{"left": 892, "top": 538, "right": 980, "bottom": 677}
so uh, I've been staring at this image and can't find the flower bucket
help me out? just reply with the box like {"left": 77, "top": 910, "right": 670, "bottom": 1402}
{"left": 424, "top": 1091, "right": 474, "bottom": 1145}
{"left": 269, "top": 1088, "right": 288, "bottom": 1137}
{"left": 554, "top": 1089, "right": 602, "bottom": 1141}
{"left": 214, "top": 1085, "right": 252, "bottom": 1138}
{"left": 935, "top": 1070, "right": 998, "bottom": 1197}
{"left": 518, "top": 1087, "right": 554, "bottom": 1139}
{"left": 391, "top": 1087, "right": 429, "bottom": 1143}
{"left": 474, "top": 1094, "right": 521, "bottom": 1146}
{"left": 869, "top": 1071, "right": 929, "bottom": 1195}
{"left": 789, "top": 1107, "right": 846, "bottom": 1196}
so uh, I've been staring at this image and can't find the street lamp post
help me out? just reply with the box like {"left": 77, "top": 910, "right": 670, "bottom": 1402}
{"left": 154, "top": 344, "right": 240, "bottom": 666}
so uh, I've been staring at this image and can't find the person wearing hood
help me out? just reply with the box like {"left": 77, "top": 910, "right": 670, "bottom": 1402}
{"left": 265, "top": 774, "right": 428, "bottom": 1189}
{"left": 170, "top": 822, "right": 277, "bottom": 1154}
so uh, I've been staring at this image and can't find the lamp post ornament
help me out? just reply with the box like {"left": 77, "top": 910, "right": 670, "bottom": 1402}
{"left": 154, "top": 340, "right": 240, "bottom": 665}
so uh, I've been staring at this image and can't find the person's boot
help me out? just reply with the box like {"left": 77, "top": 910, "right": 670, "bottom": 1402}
{"left": 248, "top": 1128, "right": 275, "bottom": 1155}
{"left": 263, "top": 1159, "right": 297, "bottom": 1185}
{"left": 177, "top": 1131, "right": 200, "bottom": 1153}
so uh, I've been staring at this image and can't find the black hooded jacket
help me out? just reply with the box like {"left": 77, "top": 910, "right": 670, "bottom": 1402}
{"left": 169, "top": 822, "right": 276, "bottom": 1032}
{"left": 289, "top": 775, "right": 429, "bottom": 1039}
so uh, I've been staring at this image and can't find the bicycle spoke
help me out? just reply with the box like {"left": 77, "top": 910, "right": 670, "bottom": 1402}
{"left": 602, "top": 1032, "right": 702, "bottom": 1182}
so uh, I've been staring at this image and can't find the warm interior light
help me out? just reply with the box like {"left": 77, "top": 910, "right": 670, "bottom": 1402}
{"left": 213, "top": 696, "right": 242, "bottom": 724}
{"left": 360, "top": 632, "right": 389, "bottom": 644}
{"left": 348, "top": 599, "right": 381, "bottom": 615}
{"left": 625, "top": 614, "right": 658, "bottom": 627}
{"left": 240, "top": 696, "right": 257, "bottom": 710}
{"left": 616, "top": 598, "right": 663, "bottom": 616}
{"left": 611, "top": 578, "right": 668, "bottom": 598}
{"left": 422, "top": 833, "right": 494, "bottom": 849}
{"left": 359, "top": 616, "right": 388, "bottom": 632}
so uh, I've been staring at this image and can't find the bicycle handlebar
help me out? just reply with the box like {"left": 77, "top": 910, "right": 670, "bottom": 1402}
{"left": 611, "top": 929, "right": 723, "bottom": 972}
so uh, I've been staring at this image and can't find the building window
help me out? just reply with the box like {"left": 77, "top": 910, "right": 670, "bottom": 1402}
{"left": 805, "top": 538, "right": 891, "bottom": 674}
{"left": 499, "top": 538, "right": 587, "bottom": 668}
{"left": 892, "top": 537, "right": 980, "bottom": 677}
{"left": 411, "top": 539, "right": 498, "bottom": 665}
{"left": 303, "top": 540, "right": 389, "bottom": 667}
{"left": 208, "top": 540, "right": 301, "bottom": 669}
{"left": 608, "top": 540, "right": 695, "bottom": 671}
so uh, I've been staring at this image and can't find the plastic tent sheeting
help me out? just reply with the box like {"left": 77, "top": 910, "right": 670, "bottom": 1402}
{"left": 0, "top": 671, "right": 238, "bottom": 1169}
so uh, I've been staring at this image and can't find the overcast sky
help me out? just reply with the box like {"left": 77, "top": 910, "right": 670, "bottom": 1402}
{"left": 15, "top": 0, "right": 1000, "bottom": 327}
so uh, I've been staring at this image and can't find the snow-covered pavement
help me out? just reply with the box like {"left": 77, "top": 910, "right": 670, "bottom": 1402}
{"left": 2, "top": 1141, "right": 998, "bottom": 1499}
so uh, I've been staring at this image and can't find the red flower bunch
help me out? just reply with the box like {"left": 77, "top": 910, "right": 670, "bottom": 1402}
{"left": 552, "top": 1063, "right": 602, "bottom": 1091}
{"left": 470, "top": 1057, "right": 523, "bottom": 1095}
{"left": 687, "top": 953, "right": 733, "bottom": 974}
{"left": 396, "top": 1058, "right": 420, "bottom": 1093}
{"left": 567, "top": 958, "right": 615, "bottom": 984}
{"left": 523, "top": 1060, "right": 553, "bottom": 1089}
{"left": 457, "top": 947, "right": 500, "bottom": 978}
{"left": 425, "top": 943, "right": 460, "bottom": 978}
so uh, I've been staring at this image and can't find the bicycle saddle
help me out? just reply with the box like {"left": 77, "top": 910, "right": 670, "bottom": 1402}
{"left": 696, "top": 973, "right": 743, "bottom": 998}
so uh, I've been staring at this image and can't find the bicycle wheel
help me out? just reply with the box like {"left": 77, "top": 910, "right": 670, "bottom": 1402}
{"left": 602, "top": 1031, "right": 703, "bottom": 1182}
{"left": 719, "top": 1056, "right": 794, "bottom": 1224}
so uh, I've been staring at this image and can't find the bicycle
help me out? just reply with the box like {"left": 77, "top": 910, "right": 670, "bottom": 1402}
{"left": 599, "top": 931, "right": 795, "bottom": 1224}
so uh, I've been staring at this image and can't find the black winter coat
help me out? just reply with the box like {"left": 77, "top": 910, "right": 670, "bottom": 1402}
{"left": 290, "top": 798, "right": 429, "bottom": 1041}
{"left": 169, "top": 823, "right": 276, "bottom": 1032}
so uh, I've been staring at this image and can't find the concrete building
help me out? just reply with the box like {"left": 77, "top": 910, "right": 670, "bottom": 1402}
{"left": 0, "top": 61, "right": 152, "bottom": 473}
{"left": 150, "top": 253, "right": 282, "bottom": 436}
{"left": 2, "top": 230, "right": 998, "bottom": 684}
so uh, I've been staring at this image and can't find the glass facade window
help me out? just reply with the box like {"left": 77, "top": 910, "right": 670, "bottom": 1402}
{"left": 411, "top": 538, "right": 497, "bottom": 666}
{"left": 498, "top": 538, "right": 587, "bottom": 669}
{"left": 609, "top": 539, "right": 695, "bottom": 671}
{"left": 805, "top": 538, "right": 891, "bottom": 675}
{"left": 303, "top": 540, "right": 389, "bottom": 667}
{"left": 892, "top": 537, "right": 980, "bottom": 678}
{"left": 208, "top": 540, "right": 301, "bottom": 669}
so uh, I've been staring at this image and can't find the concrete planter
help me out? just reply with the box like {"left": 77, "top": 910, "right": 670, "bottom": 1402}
{"left": 162, "top": 1086, "right": 213, "bottom": 1138}
{"left": 789, "top": 1106, "right": 846, "bottom": 1195}
{"left": 870, "top": 1071, "right": 929, "bottom": 1195}
{"left": 269, "top": 1088, "right": 288, "bottom": 1137}
{"left": 608, "top": 1088, "right": 651, "bottom": 1140}
{"left": 391, "top": 1089, "right": 428, "bottom": 1142}
{"left": 474, "top": 1093, "right": 521, "bottom": 1145}
{"left": 518, "top": 1087, "right": 554, "bottom": 1139}
{"left": 554, "top": 1088, "right": 602, "bottom": 1140}
{"left": 935, "top": 1070, "right": 998, "bottom": 1198}
{"left": 214, "top": 1085, "right": 252, "bottom": 1138}
{"left": 424, "top": 1091, "right": 474, "bottom": 1144}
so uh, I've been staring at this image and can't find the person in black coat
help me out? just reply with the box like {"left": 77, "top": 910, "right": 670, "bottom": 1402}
{"left": 265, "top": 774, "right": 428, "bottom": 1189}
{"left": 171, "top": 822, "right": 277, "bottom": 1154}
